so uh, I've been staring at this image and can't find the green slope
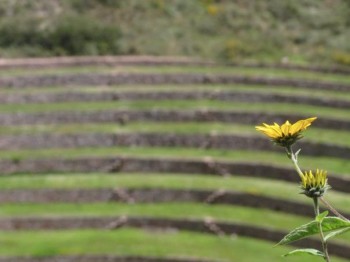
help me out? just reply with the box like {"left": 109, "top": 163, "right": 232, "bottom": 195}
{"left": 0, "top": 0, "right": 350, "bottom": 65}
{"left": 0, "top": 228, "right": 347, "bottom": 262}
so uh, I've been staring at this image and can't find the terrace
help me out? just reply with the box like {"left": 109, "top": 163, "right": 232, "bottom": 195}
{"left": 0, "top": 56, "right": 349, "bottom": 262}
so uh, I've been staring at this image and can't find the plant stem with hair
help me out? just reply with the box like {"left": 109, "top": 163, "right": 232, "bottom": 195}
{"left": 313, "top": 197, "right": 330, "bottom": 262}
{"left": 285, "top": 146, "right": 304, "bottom": 179}
{"left": 286, "top": 145, "right": 332, "bottom": 261}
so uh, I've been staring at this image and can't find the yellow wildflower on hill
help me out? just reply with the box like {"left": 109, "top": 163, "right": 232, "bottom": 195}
{"left": 255, "top": 117, "right": 317, "bottom": 147}
{"left": 301, "top": 169, "right": 329, "bottom": 198}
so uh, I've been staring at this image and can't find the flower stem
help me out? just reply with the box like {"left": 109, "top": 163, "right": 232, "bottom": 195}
{"left": 285, "top": 146, "right": 304, "bottom": 179}
{"left": 286, "top": 146, "right": 331, "bottom": 261}
{"left": 313, "top": 197, "right": 331, "bottom": 262}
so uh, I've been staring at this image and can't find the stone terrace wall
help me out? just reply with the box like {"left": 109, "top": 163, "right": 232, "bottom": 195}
{"left": 0, "top": 216, "right": 348, "bottom": 259}
{"left": 0, "top": 256, "right": 212, "bottom": 262}
{"left": 0, "top": 73, "right": 349, "bottom": 91}
{"left": 0, "top": 133, "right": 348, "bottom": 159}
{"left": 0, "top": 157, "right": 348, "bottom": 193}
{"left": 1, "top": 56, "right": 349, "bottom": 74}
{"left": 0, "top": 91, "right": 349, "bottom": 109}
{"left": 0, "top": 111, "right": 349, "bottom": 130}
{"left": 1, "top": 187, "right": 344, "bottom": 218}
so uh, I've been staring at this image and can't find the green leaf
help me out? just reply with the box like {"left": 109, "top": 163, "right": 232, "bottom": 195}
{"left": 325, "top": 227, "right": 350, "bottom": 241}
{"left": 316, "top": 211, "right": 328, "bottom": 222}
{"left": 277, "top": 217, "right": 350, "bottom": 245}
{"left": 283, "top": 248, "right": 324, "bottom": 258}
{"left": 321, "top": 217, "right": 350, "bottom": 232}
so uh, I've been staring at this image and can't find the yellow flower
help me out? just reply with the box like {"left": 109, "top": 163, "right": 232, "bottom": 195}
{"left": 301, "top": 169, "right": 330, "bottom": 198}
{"left": 207, "top": 4, "right": 219, "bottom": 15}
{"left": 255, "top": 117, "right": 317, "bottom": 147}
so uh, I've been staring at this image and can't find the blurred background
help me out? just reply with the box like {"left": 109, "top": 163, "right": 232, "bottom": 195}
{"left": 0, "top": 0, "right": 350, "bottom": 65}
{"left": 0, "top": 1, "right": 349, "bottom": 262}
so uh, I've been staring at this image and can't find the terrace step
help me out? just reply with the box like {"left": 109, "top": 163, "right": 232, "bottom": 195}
{"left": 0, "top": 256, "right": 213, "bottom": 262}
{"left": 0, "top": 73, "right": 349, "bottom": 91}
{"left": 0, "top": 157, "right": 348, "bottom": 193}
{"left": 0, "top": 110, "right": 349, "bottom": 130}
{"left": 0, "top": 56, "right": 210, "bottom": 69}
{"left": 1, "top": 55, "right": 350, "bottom": 74}
{"left": 0, "top": 188, "right": 347, "bottom": 218}
{"left": 0, "top": 216, "right": 348, "bottom": 259}
{"left": 0, "top": 133, "right": 348, "bottom": 160}
{"left": 1, "top": 90, "right": 349, "bottom": 109}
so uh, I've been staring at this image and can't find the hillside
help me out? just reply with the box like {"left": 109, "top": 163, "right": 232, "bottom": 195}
{"left": 0, "top": 0, "right": 350, "bottom": 65}
{"left": 0, "top": 56, "right": 348, "bottom": 261}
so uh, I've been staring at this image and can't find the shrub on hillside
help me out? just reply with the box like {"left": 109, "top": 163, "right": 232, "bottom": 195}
{"left": 332, "top": 51, "right": 350, "bottom": 66}
{"left": 0, "top": 15, "right": 121, "bottom": 56}
{"left": 47, "top": 16, "right": 121, "bottom": 55}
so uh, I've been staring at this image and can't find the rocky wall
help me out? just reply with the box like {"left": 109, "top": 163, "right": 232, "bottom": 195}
{"left": 0, "top": 91, "right": 349, "bottom": 109}
{"left": 0, "top": 157, "right": 348, "bottom": 193}
{"left": 0, "top": 133, "right": 348, "bottom": 160}
{"left": 0, "top": 111, "right": 349, "bottom": 131}
{"left": 0, "top": 187, "right": 340, "bottom": 218}
{"left": 0, "top": 216, "right": 347, "bottom": 259}
{"left": 0, "top": 56, "right": 349, "bottom": 74}
{"left": 0, "top": 256, "right": 212, "bottom": 262}
{"left": 0, "top": 73, "right": 349, "bottom": 91}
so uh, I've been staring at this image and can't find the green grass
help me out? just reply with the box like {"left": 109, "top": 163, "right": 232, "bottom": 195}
{"left": 114, "top": 65, "right": 350, "bottom": 84}
{"left": 1, "top": 202, "right": 349, "bottom": 243}
{"left": 221, "top": 66, "right": 350, "bottom": 84}
{"left": 0, "top": 122, "right": 349, "bottom": 147}
{"left": 0, "top": 65, "right": 349, "bottom": 84}
{"left": 0, "top": 173, "right": 348, "bottom": 212}
{"left": 2, "top": 84, "right": 350, "bottom": 103}
{"left": 0, "top": 203, "right": 311, "bottom": 229}
{"left": 83, "top": 84, "right": 350, "bottom": 101}
{"left": 0, "top": 228, "right": 347, "bottom": 262}
{"left": 1, "top": 147, "right": 349, "bottom": 177}
{"left": 0, "top": 100, "right": 349, "bottom": 121}
{"left": 0, "top": 62, "right": 349, "bottom": 261}
{"left": 1, "top": 0, "right": 349, "bottom": 65}
{"left": 0, "top": 65, "right": 121, "bottom": 77}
